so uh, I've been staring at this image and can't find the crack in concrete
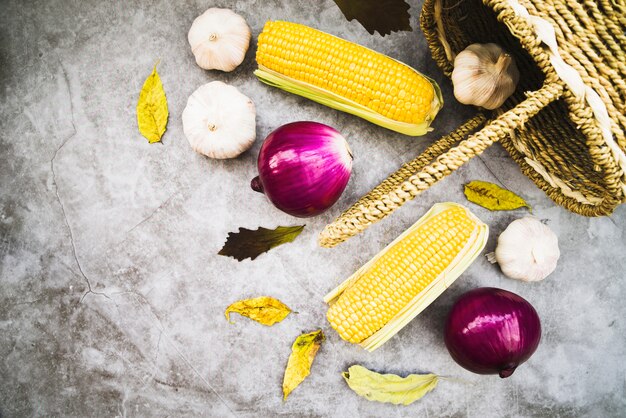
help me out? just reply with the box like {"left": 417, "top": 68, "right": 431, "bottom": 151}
{"left": 51, "top": 64, "right": 110, "bottom": 304}
{"left": 118, "top": 387, "right": 129, "bottom": 418}
{"left": 0, "top": 222, "right": 15, "bottom": 259}
{"left": 7, "top": 298, "right": 42, "bottom": 308}
{"left": 154, "top": 330, "right": 162, "bottom": 364}
{"left": 57, "top": 64, "right": 77, "bottom": 140}
{"left": 126, "top": 192, "right": 177, "bottom": 236}
{"left": 477, "top": 154, "right": 508, "bottom": 188}
{"left": 148, "top": 329, "right": 163, "bottom": 385}
{"left": 111, "top": 290, "right": 237, "bottom": 417}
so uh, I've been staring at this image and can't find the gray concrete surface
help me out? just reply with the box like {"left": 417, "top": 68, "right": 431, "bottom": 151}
{"left": 1, "top": 0, "right": 625, "bottom": 417}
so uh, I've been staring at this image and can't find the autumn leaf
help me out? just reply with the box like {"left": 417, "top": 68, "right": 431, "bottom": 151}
{"left": 332, "top": 0, "right": 412, "bottom": 36}
{"left": 464, "top": 180, "right": 531, "bottom": 211}
{"left": 283, "top": 330, "right": 325, "bottom": 401}
{"left": 342, "top": 365, "right": 438, "bottom": 406}
{"left": 218, "top": 225, "right": 305, "bottom": 261}
{"left": 137, "top": 63, "right": 168, "bottom": 143}
{"left": 225, "top": 296, "right": 291, "bottom": 326}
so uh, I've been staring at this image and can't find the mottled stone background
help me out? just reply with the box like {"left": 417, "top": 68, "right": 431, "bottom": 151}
{"left": 1, "top": 0, "right": 624, "bottom": 417}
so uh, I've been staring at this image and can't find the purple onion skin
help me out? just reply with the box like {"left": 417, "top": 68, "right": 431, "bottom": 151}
{"left": 444, "top": 287, "right": 541, "bottom": 378}
{"left": 251, "top": 121, "right": 353, "bottom": 218}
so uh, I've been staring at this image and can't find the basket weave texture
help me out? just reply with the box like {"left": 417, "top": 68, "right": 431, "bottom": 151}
{"left": 319, "top": 0, "right": 626, "bottom": 248}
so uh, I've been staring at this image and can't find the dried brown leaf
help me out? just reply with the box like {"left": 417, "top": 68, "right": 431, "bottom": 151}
{"left": 332, "top": 0, "right": 412, "bottom": 36}
{"left": 218, "top": 225, "right": 305, "bottom": 261}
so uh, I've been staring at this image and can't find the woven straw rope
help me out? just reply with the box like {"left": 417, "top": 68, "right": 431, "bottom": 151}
{"left": 318, "top": 0, "right": 626, "bottom": 247}
{"left": 325, "top": 115, "right": 486, "bottom": 222}
{"left": 487, "top": 7, "right": 624, "bottom": 216}
{"left": 319, "top": 82, "right": 561, "bottom": 247}
{"left": 505, "top": 0, "right": 626, "bottom": 199}
{"left": 431, "top": 0, "right": 626, "bottom": 210}
{"left": 484, "top": 0, "right": 626, "bottom": 213}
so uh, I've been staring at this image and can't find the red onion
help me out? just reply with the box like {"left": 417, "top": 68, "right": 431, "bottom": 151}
{"left": 251, "top": 121, "right": 353, "bottom": 217}
{"left": 444, "top": 287, "right": 541, "bottom": 378}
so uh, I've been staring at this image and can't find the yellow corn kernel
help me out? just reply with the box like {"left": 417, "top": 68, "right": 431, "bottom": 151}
{"left": 327, "top": 206, "right": 476, "bottom": 344}
{"left": 256, "top": 21, "right": 439, "bottom": 127}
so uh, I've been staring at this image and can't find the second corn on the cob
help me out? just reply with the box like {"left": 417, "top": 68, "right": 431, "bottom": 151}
{"left": 255, "top": 21, "right": 442, "bottom": 136}
{"left": 325, "top": 203, "right": 488, "bottom": 351}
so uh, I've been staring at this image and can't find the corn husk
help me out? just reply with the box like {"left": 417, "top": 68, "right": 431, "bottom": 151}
{"left": 324, "top": 202, "right": 488, "bottom": 351}
{"left": 254, "top": 64, "right": 442, "bottom": 137}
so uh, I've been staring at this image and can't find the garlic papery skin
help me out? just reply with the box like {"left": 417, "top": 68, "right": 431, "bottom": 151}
{"left": 451, "top": 43, "right": 520, "bottom": 110}
{"left": 188, "top": 8, "right": 251, "bottom": 72}
{"left": 182, "top": 81, "right": 256, "bottom": 159}
{"left": 488, "top": 217, "right": 560, "bottom": 282}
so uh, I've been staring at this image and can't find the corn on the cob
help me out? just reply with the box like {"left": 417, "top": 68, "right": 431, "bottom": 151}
{"left": 255, "top": 21, "right": 442, "bottom": 136}
{"left": 325, "top": 203, "right": 488, "bottom": 351}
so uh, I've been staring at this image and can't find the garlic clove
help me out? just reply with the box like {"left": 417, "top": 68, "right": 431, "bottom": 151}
{"left": 182, "top": 81, "right": 256, "bottom": 159}
{"left": 451, "top": 43, "right": 519, "bottom": 110}
{"left": 188, "top": 8, "right": 251, "bottom": 72}
{"left": 492, "top": 217, "right": 560, "bottom": 282}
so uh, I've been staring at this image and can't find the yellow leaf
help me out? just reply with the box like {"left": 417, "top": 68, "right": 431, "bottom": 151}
{"left": 282, "top": 330, "right": 324, "bottom": 401}
{"left": 342, "top": 365, "right": 438, "bottom": 406}
{"left": 224, "top": 296, "right": 291, "bottom": 326}
{"left": 137, "top": 63, "right": 168, "bottom": 143}
{"left": 464, "top": 180, "right": 531, "bottom": 211}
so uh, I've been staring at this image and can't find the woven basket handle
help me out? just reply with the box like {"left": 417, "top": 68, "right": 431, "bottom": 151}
{"left": 319, "top": 81, "right": 564, "bottom": 247}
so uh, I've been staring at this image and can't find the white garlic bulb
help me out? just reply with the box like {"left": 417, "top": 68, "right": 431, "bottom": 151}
{"left": 188, "top": 8, "right": 251, "bottom": 72}
{"left": 451, "top": 43, "right": 519, "bottom": 110}
{"left": 487, "top": 217, "right": 560, "bottom": 282}
{"left": 182, "top": 81, "right": 256, "bottom": 159}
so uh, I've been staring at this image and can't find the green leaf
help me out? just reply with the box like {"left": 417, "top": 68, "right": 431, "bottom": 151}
{"left": 283, "top": 330, "right": 325, "bottom": 400}
{"left": 136, "top": 63, "right": 168, "bottom": 143}
{"left": 464, "top": 180, "right": 531, "bottom": 211}
{"left": 342, "top": 365, "right": 438, "bottom": 406}
{"left": 225, "top": 296, "right": 291, "bottom": 326}
{"left": 332, "top": 0, "right": 412, "bottom": 36}
{"left": 218, "top": 225, "right": 305, "bottom": 261}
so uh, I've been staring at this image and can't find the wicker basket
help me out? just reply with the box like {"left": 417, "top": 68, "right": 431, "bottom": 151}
{"left": 319, "top": 0, "right": 626, "bottom": 247}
